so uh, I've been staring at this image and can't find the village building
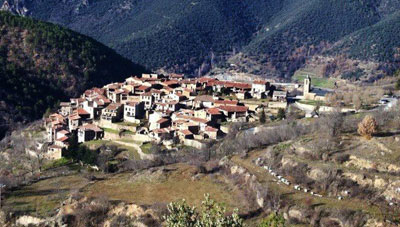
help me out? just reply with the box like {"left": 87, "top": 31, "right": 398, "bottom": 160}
{"left": 68, "top": 114, "right": 81, "bottom": 131}
{"left": 236, "top": 91, "right": 250, "bottom": 100}
{"left": 251, "top": 80, "right": 270, "bottom": 99}
{"left": 272, "top": 90, "right": 288, "bottom": 102}
{"left": 140, "top": 92, "right": 154, "bottom": 110}
{"left": 204, "top": 126, "right": 219, "bottom": 140}
{"left": 124, "top": 101, "right": 145, "bottom": 123}
{"left": 218, "top": 105, "right": 248, "bottom": 122}
{"left": 168, "top": 73, "right": 184, "bottom": 80}
{"left": 55, "top": 136, "right": 69, "bottom": 148}
{"left": 101, "top": 103, "right": 123, "bottom": 123}
{"left": 59, "top": 102, "right": 72, "bottom": 116}
{"left": 135, "top": 85, "right": 151, "bottom": 95}
{"left": 149, "top": 128, "right": 174, "bottom": 141}
{"left": 47, "top": 145, "right": 63, "bottom": 160}
{"left": 177, "top": 129, "right": 194, "bottom": 140}
{"left": 194, "top": 95, "right": 216, "bottom": 109}
{"left": 77, "top": 124, "right": 104, "bottom": 143}
{"left": 302, "top": 75, "right": 327, "bottom": 101}
{"left": 150, "top": 118, "right": 170, "bottom": 131}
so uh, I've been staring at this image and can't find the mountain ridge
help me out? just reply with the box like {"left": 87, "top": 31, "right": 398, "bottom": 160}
{"left": 1, "top": 0, "right": 400, "bottom": 77}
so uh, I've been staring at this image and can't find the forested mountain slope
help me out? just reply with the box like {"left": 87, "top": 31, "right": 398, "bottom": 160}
{"left": 0, "top": 11, "right": 146, "bottom": 138}
{"left": 1, "top": 0, "right": 400, "bottom": 77}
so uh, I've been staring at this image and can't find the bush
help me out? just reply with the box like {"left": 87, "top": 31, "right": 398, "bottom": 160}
{"left": 164, "top": 194, "right": 243, "bottom": 227}
{"left": 259, "top": 212, "right": 286, "bottom": 227}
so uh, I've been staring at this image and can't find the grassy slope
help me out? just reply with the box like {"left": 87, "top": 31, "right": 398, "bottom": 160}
{"left": 4, "top": 163, "right": 246, "bottom": 217}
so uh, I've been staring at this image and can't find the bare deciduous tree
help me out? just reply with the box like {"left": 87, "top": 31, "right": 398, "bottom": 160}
{"left": 358, "top": 115, "right": 377, "bottom": 140}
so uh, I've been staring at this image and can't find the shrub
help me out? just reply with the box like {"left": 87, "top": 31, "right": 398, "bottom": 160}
{"left": 357, "top": 115, "right": 377, "bottom": 140}
{"left": 277, "top": 109, "right": 285, "bottom": 120}
{"left": 259, "top": 212, "right": 286, "bottom": 227}
{"left": 164, "top": 194, "right": 243, "bottom": 227}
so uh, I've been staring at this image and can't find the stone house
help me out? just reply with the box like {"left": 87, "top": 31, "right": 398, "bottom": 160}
{"left": 177, "top": 129, "right": 194, "bottom": 140}
{"left": 204, "top": 126, "right": 219, "bottom": 139}
{"left": 251, "top": 80, "right": 270, "bottom": 99}
{"left": 272, "top": 90, "right": 288, "bottom": 102}
{"left": 140, "top": 92, "right": 154, "bottom": 110}
{"left": 47, "top": 145, "right": 63, "bottom": 160}
{"left": 77, "top": 124, "right": 104, "bottom": 143}
{"left": 68, "top": 114, "right": 81, "bottom": 131}
{"left": 218, "top": 105, "right": 248, "bottom": 121}
{"left": 124, "top": 101, "right": 145, "bottom": 122}
{"left": 101, "top": 103, "right": 123, "bottom": 123}
{"left": 59, "top": 102, "right": 72, "bottom": 116}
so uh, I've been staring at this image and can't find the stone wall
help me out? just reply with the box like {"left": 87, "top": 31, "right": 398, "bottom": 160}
{"left": 183, "top": 139, "right": 207, "bottom": 150}
{"left": 102, "top": 131, "right": 151, "bottom": 142}
{"left": 96, "top": 120, "right": 137, "bottom": 133}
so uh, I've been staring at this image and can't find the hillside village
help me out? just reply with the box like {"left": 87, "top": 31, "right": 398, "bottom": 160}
{"left": 44, "top": 73, "right": 325, "bottom": 160}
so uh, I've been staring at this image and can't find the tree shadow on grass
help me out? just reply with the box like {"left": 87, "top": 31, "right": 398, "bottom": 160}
{"left": 8, "top": 188, "right": 69, "bottom": 198}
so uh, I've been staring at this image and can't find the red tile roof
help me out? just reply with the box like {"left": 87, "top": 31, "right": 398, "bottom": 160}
{"left": 169, "top": 73, "right": 184, "bottom": 78}
{"left": 218, "top": 105, "right": 248, "bottom": 113}
{"left": 197, "top": 77, "right": 216, "bottom": 83}
{"left": 253, "top": 80, "right": 269, "bottom": 85}
{"left": 214, "top": 100, "right": 238, "bottom": 106}
{"left": 180, "top": 129, "right": 193, "bottom": 136}
{"left": 105, "top": 103, "right": 122, "bottom": 111}
{"left": 75, "top": 108, "right": 90, "bottom": 116}
{"left": 58, "top": 130, "right": 70, "bottom": 135}
{"left": 194, "top": 95, "right": 215, "bottom": 102}
{"left": 136, "top": 85, "right": 151, "bottom": 91}
{"left": 56, "top": 136, "right": 69, "bottom": 142}
{"left": 126, "top": 101, "right": 141, "bottom": 106}
{"left": 68, "top": 114, "right": 81, "bottom": 120}
{"left": 78, "top": 124, "right": 103, "bottom": 132}
{"left": 205, "top": 126, "right": 218, "bottom": 132}
{"left": 206, "top": 108, "right": 221, "bottom": 115}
